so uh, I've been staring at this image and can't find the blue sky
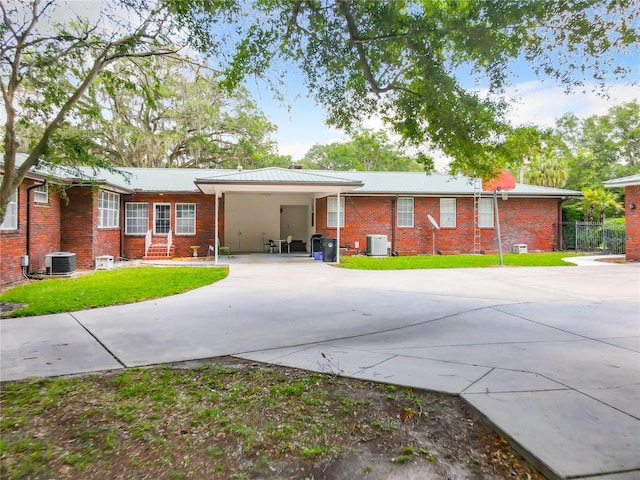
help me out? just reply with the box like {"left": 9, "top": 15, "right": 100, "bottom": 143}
{"left": 250, "top": 55, "right": 639, "bottom": 167}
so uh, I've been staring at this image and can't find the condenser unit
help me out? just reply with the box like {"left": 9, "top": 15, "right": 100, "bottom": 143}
{"left": 45, "top": 252, "right": 76, "bottom": 275}
{"left": 366, "top": 235, "right": 388, "bottom": 256}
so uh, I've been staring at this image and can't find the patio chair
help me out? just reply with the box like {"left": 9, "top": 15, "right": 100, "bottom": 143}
{"left": 284, "top": 235, "right": 293, "bottom": 253}
{"left": 218, "top": 238, "right": 231, "bottom": 258}
{"left": 266, "top": 239, "right": 278, "bottom": 253}
{"left": 208, "top": 239, "right": 230, "bottom": 258}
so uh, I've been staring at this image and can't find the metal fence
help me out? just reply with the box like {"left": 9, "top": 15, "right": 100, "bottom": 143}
{"left": 556, "top": 221, "right": 626, "bottom": 254}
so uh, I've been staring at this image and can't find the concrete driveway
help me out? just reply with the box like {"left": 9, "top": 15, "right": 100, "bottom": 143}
{"left": 1, "top": 258, "right": 639, "bottom": 480}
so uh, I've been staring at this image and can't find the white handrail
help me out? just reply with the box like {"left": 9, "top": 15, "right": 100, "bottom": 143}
{"left": 144, "top": 230, "right": 152, "bottom": 256}
{"left": 167, "top": 230, "right": 172, "bottom": 256}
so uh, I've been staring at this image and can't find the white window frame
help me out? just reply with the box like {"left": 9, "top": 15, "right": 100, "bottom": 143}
{"left": 154, "top": 203, "right": 171, "bottom": 235}
{"left": 34, "top": 184, "right": 48, "bottom": 204}
{"left": 98, "top": 190, "right": 120, "bottom": 228}
{"left": 125, "top": 202, "right": 149, "bottom": 235}
{"left": 0, "top": 176, "right": 17, "bottom": 230}
{"left": 478, "top": 198, "right": 494, "bottom": 228}
{"left": 175, "top": 203, "right": 196, "bottom": 235}
{"left": 439, "top": 198, "right": 456, "bottom": 228}
{"left": 397, "top": 197, "right": 414, "bottom": 228}
{"left": 327, "top": 196, "right": 345, "bottom": 228}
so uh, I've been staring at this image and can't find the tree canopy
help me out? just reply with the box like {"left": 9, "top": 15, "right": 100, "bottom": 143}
{"left": 557, "top": 101, "right": 640, "bottom": 190}
{"left": 68, "top": 57, "right": 279, "bottom": 169}
{"left": 228, "top": 0, "right": 638, "bottom": 178}
{"left": 2, "top": 0, "right": 639, "bottom": 223}
{"left": 300, "top": 128, "right": 425, "bottom": 171}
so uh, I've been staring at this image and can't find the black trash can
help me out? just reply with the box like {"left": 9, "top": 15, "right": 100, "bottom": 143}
{"left": 322, "top": 237, "right": 337, "bottom": 262}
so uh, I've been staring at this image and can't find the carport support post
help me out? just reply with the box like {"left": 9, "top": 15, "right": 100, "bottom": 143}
{"left": 493, "top": 189, "right": 504, "bottom": 266}
{"left": 336, "top": 191, "right": 341, "bottom": 263}
{"left": 214, "top": 193, "right": 220, "bottom": 265}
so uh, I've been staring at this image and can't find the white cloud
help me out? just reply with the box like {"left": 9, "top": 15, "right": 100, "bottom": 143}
{"left": 277, "top": 141, "right": 318, "bottom": 160}
{"left": 503, "top": 81, "right": 640, "bottom": 128}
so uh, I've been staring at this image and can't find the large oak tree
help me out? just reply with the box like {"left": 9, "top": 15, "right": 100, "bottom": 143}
{"left": 2, "top": 0, "right": 638, "bottom": 223}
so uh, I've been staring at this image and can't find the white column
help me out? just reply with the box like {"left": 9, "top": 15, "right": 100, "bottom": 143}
{"left": 336, "top": 191, "right": 341, "bottom": 263}
{"left": 214, "top": 192, "right": 219, "bottom": 265}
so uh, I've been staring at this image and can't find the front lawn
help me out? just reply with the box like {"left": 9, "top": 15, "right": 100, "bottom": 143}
{"left": 338, "top": 252, "right": 581, "bottom": 270}
{"left": 0, "top": 266, "right": 228, "bottom": 317}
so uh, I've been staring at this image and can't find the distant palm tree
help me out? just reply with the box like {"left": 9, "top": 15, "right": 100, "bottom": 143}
{"left": 525, "top": 155, "right": 569, "bottom": 188}
{"left": 577, "top": 188, "right": 623, "bottom": 222}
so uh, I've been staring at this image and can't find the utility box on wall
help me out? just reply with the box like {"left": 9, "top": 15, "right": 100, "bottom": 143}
{"left": 512, "top": 244, "right": 528, "bottom": 254}
{"left": 95, "top": 255, "right": 114, "bottom": 270}
{"left": 45, "top": 252, "right": 76, "bottom": 275}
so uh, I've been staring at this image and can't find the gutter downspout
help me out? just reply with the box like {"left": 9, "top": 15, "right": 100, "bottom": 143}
{"left": 25, "top": 180, "right": 47, "bottom": 274}
{"left": 493, "top": 190, "right": 504, "bottom": 266}
{"left": 391, "top": 196, "right": 397, "bottom": 256}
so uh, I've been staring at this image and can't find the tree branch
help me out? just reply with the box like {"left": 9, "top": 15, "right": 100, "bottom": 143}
{"left": 335, "top": 0, "right": 382, "bottom": 96}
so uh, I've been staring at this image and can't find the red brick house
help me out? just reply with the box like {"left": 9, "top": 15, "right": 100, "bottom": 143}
{"left": 604, "top": 174, "right": 640, "bottom": 262}
{"left": 1, "top": 154, "right": 581, "bottom": 286}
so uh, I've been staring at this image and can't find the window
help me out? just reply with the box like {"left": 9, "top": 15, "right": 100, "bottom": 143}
{"left": 0, "top": 177, "right": 17, "bottom": 230}
{"left": 34, "top": 184, "right": 48, "bottom": 203}
{"left": 154, "top": 203, "right": 171, "bottom": 234}
{"left": 440, "top": 198, "right": 456, "bottom": 227}
{"left": 478, "top": 198, "right": 494, "bottom": 228}
{"left": 175, "top": 203, "right": 196, "bottom": 235}
{"left": 98, "top": 190, "right": 120, "bottom": 228}
{"left": 397, "top": 197, "right": 414, "bottom": 227}
{"left": 327, "top": 196, "right": 345, "bottom": 228}
{"left": 125, "top": 203, "right": 149, "bottom": 235}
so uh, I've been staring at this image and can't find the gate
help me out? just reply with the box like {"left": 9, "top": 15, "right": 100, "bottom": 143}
{"left": 556, "top": 221, "right": 625, "bottom": 254}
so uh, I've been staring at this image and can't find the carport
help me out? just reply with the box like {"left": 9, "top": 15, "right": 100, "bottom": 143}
{"left": 194, "top": 167, "right": 363, "bottom": 264}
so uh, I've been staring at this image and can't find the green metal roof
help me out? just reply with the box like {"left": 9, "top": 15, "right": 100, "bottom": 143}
{"left": 3, "top": 154, "right": 581, "bottom": 197}
{"left": 603, "top": 174, "right": 640, "bottom": 188}
{"left": 303, "top": 170, "right": 581, "bottom": 197}
{"left": 196, "top": 167, "right": 359, "bottom": 184}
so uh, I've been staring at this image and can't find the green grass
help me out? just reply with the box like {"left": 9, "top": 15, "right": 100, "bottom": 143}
{"left": 338, "top": 252, "right": 582, "bottom": 270}
{"left": 0, "top": 361, "right": 544, "bottom": 480}
{"left": 0, "top": 363, "right": 396, "bottom": 479}
{"left": 0, "top": 266, "right": 228, "bottom": 317}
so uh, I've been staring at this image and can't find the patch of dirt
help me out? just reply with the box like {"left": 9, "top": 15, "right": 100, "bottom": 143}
{"left": 0, "top": 357, "right": 545, "bottom": 480}
{"left": 595, "top": 257, "right": 628, "bottom": 264}
{"left": 0, "top": 301, "right": 25, "bottom": 318}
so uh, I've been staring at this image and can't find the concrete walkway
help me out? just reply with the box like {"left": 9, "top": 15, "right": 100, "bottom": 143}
{"left": 1, "top": 257, "right": 639, "bottom": 480}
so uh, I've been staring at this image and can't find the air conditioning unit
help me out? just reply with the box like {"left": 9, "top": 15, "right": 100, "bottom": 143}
{"left": 366, "top": 235, "right": 388, "bottom": 256}
{"left": 45, "top": 252, "right": 76, "bottom": 275}
{"left": 512, "top": 244, "right": 528, "bottom": 254}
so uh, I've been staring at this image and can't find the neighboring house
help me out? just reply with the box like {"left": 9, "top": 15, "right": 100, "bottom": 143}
{"left": 604, "top": 174, "right": 640, "bottom": 262}
{"left": 1, "top": 154, "right": 581, "bottom": 286}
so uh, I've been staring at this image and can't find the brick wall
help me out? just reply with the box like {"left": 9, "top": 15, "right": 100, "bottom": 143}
{"left": 0, "top": 179, "right": 63, "bottom": 285}
{"left": 2, "top": 183, "right": 566, "bottom": 286}
{"left": 60, "top": 187, "right": 96, "bottom": 268}
{"left": 121, "top": 192, "right": 219, "bottom": 259}
{"left": 1, "top": 182, "right": 27, "bottom": 284}
{"left": 29, "top": 183, "right": 62, "bottom": 273}
{"left": 316, "top": 195, "right": 560, "bottom": 254}
{"left": 625, "top": 185, "right": 640, "bottom": 262}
